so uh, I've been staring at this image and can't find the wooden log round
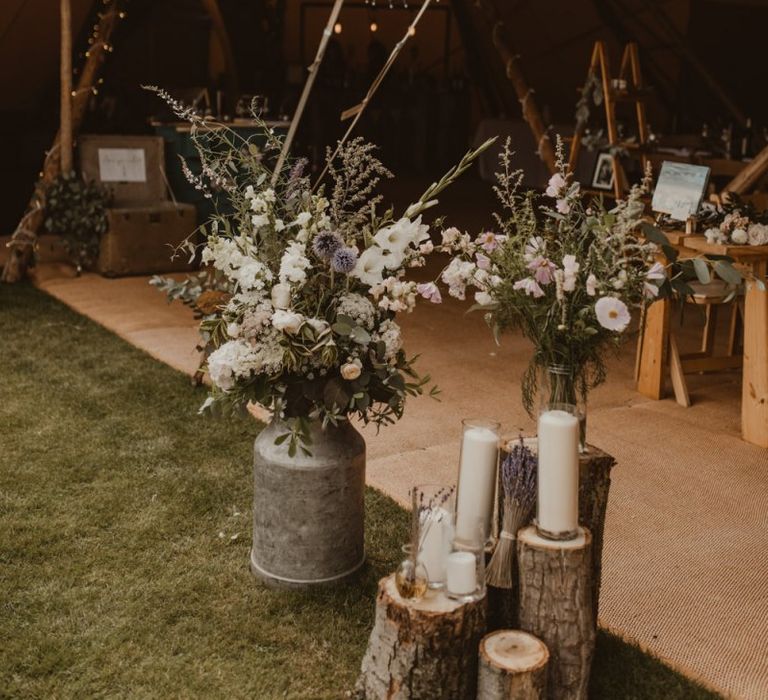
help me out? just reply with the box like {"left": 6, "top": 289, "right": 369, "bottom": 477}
{"left": 355, "top": 575, "right": 486, "bottom": 699}
{"left": 477, "top": 630, "right": 549, "bottom": 699}
{"left": 517, "top": 526, "right": 595, "bottom": 700}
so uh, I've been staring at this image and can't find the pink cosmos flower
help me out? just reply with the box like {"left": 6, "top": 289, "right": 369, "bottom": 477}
{"left": 556, "top": 198, "right": 571, "bottom": 214}
{"left": 527, "top": 256, "right": 557, "bottom": 285}
{"left": 546, "top": 173, "right": 566, "bottom": 198}
{"left": 475, "top": 252, "right": 491, "bottom": 270}
{"left": 416, "top": 282, "right": 442, "bottom": 304}
{"left": 646, "top": 261, "right": 666, "bottom": 281}
{"left": 476, "top": 231, "right": 503, "bottom": 253}
{"left": 513, "top": 277, "right": 545, "bottom": 298}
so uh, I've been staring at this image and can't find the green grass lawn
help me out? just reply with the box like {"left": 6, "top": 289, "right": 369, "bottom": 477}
{"left": 0, "top": 283, "right": 721, "bottom": 699}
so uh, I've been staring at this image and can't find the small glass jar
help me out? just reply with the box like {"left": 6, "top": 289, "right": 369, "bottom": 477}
{"left": 395, "top": 544, "right": 428, "bottom": 600}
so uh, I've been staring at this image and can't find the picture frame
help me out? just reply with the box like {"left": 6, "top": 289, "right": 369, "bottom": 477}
{"left": 591, "top": 152, "right": 615, "bottom": 191}
{"left": 651, "top": 161, "right": 711, "bottom": 221}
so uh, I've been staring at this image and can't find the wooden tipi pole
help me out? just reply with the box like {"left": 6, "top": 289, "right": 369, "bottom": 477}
{"left": 60, "top": 0, "right": 73, "bottom": 174}
{"left": 2, "top": 1, "right": 123, "bottom": 283}
{"left": 271, "top": 0, "right": 344, "bottom": 186}
{"left": 470, "top": 0, "right": 556, "bottom": 174}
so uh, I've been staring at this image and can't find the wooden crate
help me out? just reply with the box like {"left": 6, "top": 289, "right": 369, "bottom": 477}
{"left": 98, "top": 202, "right": 196, "bottom": 278}
{"left": 78, "top": 134, "right": 198, "bottom": 277}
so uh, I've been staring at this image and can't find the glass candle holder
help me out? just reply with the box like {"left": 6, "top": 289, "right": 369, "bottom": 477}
{"left": 412, "top": 483, "right": 455, "bottom": 589}
{"left": 454, "top": 418, "right": 500, "bottom": 548}
{"left": 445, "top": 521, "right": 486, "bottom": 603}
{"left": 536, "top": 403, "right": 580, "bottom": 540}
{"left": 395, "top": 544, "right": 428, "bottom": 600}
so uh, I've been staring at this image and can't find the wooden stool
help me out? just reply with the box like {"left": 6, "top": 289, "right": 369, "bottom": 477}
{"left": 668, "top": 280, "right": 743, "bottom": 407}
{"left": 477, "top": 630, "right": 549, "bottom": 699}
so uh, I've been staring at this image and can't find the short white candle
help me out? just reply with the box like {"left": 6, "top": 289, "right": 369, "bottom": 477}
{"left": 446, "top": 551, "right": 476, "bottom": 595}
{"left": 537, "top": 409, "right": 580, "bottom": 537}
{"left": 455, "top": 423, "right": 499, "bottom": 544}
{"left": 418, "top": 507, "right": 453, "bottom": 585}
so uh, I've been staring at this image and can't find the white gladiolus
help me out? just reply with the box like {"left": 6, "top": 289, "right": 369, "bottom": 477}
{"left": 352, "top": 247, "right": 387, "bottom": 286}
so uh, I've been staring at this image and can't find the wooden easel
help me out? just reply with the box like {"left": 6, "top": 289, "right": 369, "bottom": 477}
{"left": 569, "top": 41, "right": 650, "bottom": 200}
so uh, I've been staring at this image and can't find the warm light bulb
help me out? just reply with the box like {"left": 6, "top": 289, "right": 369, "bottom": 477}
{"left": 370, "top": 21, "right": 378, "bottom": 32}
{"left": 334, "top": 22, "right": 342, "bottom": 34}
{"left": 407, "top": 25, "right": 416, "bottom": 36}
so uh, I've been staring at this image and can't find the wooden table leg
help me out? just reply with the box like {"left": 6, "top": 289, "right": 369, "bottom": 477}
{"left": 637, "top": 298, "right": 670, "bottom": 400}
{"left": 742, "top": 261, "right": 768, "bottom": 447}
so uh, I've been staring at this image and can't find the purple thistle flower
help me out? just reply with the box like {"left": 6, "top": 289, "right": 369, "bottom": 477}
{"left": 331, "top": 246, "right": 358, "bottom": 273}
{"left": 312, "top": 231, "right": 343, "bottom": 260}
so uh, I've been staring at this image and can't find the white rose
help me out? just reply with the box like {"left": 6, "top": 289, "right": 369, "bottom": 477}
{"left": 271, "top": 283, "right": 292, "bottom": 310}
{"left": 340, "top": 361, "right": 362, "bottom": 381}
{"left": 271, "top": 309, "right": 304, "bottom": 334}
{"left": 731, "top": 228, "right": 748, "bottom": 245}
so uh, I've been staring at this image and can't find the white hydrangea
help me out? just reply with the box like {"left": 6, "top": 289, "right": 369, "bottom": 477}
{"left": 375, "top": 319, "right": 403, "bottom": 362}
{"left": 207, "top": 340, "right": 259, "bottom": 391}
{"left": 278, "top": 240, "right": 311, "bottom": 285}
{"left": 337, "top": 293, "right": 377, "bottom": 329}
{"left": 240, "top": 301, "right": 274, "bottom": 339}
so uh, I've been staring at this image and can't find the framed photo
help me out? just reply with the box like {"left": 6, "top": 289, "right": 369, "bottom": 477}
{"left": 591, "top": 152, "right": 615, "bottom": 191}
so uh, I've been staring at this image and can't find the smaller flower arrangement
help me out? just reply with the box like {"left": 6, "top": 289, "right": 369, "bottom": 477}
{"left": 422, "top": 138, "right": 665, "bottom": 414}
{"left": 700, "top": 199, "right": 768, "bottom": 246}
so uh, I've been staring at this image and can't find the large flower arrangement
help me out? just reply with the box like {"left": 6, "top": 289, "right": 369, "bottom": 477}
{"left": 150, "top": 87, "right": 491, "bottom": 453}
{"left": 423, "top": 139, "right": 665, "bottom": 414}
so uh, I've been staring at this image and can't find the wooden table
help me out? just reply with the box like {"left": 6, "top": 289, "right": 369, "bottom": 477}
{"left": 637, "top": 235, "right": 768, "bottom": 447}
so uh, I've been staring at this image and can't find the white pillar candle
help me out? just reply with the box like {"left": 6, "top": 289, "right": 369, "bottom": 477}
{"left": 455, "top": 421, "right": 499, "bottom": 544}
{"left": 418, "top": 507, "right": 453, "bottom": 585}
{"left": 537, "top": 409, "right": 580, "bottom": 537}
{"left": 446, "top": 551, "right": 476, "bottom": 595}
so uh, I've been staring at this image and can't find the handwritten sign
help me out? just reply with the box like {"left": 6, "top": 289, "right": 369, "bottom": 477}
{"left": 97, "top": 148, "right": 147, "bottom": 183}
{"left": 651, "top": 161, "right": 710, "bottom": 221}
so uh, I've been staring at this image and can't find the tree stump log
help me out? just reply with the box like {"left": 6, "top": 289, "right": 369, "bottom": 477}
{"left": 491, "top": 441, "right": 614, "bottom": 630}
{"left": 517, "top": 526, "right": 595, "bottom": 700}
{"left": 477, "top": 630, "right": 549, "bottom": 699}
{"left": 355, "top": 575, "right": 486, "bottom": 699}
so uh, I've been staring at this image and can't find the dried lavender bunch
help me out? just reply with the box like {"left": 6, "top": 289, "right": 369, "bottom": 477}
{"left": 486, "top": 437, "right": 537, "bottom": 588}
